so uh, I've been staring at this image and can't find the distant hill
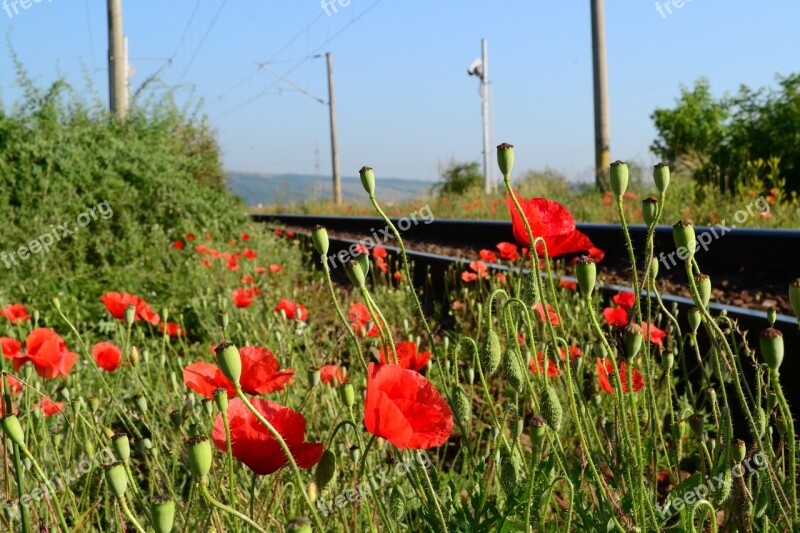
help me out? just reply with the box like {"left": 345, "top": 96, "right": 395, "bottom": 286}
{"left": 227, "top": 171, "right": 434, "bottom": 206}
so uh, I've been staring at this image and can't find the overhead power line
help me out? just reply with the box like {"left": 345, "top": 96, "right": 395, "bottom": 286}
{"left": 179, "top": 0, "right": 230, "bottom": 83}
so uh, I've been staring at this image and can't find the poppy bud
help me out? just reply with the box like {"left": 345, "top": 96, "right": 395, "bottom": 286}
{"left": 610, "top": 161, "right": 629, "bottom": 197}
{"left": 623, "top": 324, "right": 643, "bottom": 359}
{"left": 767, "top": 307, "right": 777, "bottom": 327}
{"left": 759, "top": 328, "right": 784, "bottom": 372}
{"left": 0, "top": 415, "right": 25, "bottom": 447}
{"left": 688, "top": 307, "right": 702, "bottom": 332}
{"left": 496, "top": 143, "right": 515, "bottom": 177}
{"left": 529, "top": 415, "right": 547, "bottom": 445}
{"left": 339, "top": 383, "right": 355, "bottom": 408}
{"left": 215, "top": 343, "right": 242, "bottom": 384}
{"left": 540, "top": 385, "right": 563, "bottom": 432}
{"left": 711, "top": 467, "right": 733, "bottom": 505}
{"left": 480, "top": 330, "right": 502, "bottom": 376}
{"left": 307, "top": 481, "right": 317, "bottom": 503}
{"left": 650, "top": 259, "right": 659, "bottom": 279}
{"left": 217, "top": 310, "right": 229, "bottom": 329}
{"left": 689, "top": 413, "right": 704, "bottom": 440}
{"left": 662, "top": 352, "right": 674, "bottom": 371}
{"left": 672, "top": 220, "right": 696, "bottom": 262}
{"left": 213, "top": 388, "right": 228, "bottom": 413}
{"left": 314, "top": 449, "right": 337, "bottom": 493}
{"left": 356, "top": 252, "right": 370, "bottom": 279}
{"left": 706, "top": 387, "right": 717, "bottom": 405}
{"left": 187, "top": 435, "right": 212, "bottom": 479}
{"left": 130, "top": 345, "right": 140, "bottom": 366}
{"left": 790, "top": 279, "right": 800, "bottom": 321}
{"left": 450, "top": 386, "right": 472, "bottom": 430}
{"left": 503, "top": 349, "right": 524, "bottom": 392}
{"left": 653, "top": 163, "right": 670, "bottom": 193}
{"left": 499, "top": 446, "right": 521, "bottom": 497}
{"left": 673, "top": 418, "right": 687, "bottom": 440}
{"left": 733, "top": 438, "right": 746, "bottom": 464}
{"left": 285, "top": 517, "right": 313, "bottom": 533}
{"left": 111, "top": 432, "right": 130, "bottom": 462}
{"left": 642, "top": 197, "right": 659, "bottom": 226}
{"left": 104, "top": 462, "right": 128, "bottom": 497}
{"left": 307, "top": 369, "right": 321, "bottom": 387}
{"left": 134, "top": 395, "right": 148, "bottom": 413}
{"left": 775, "top": 415, "right": 787, "bottom": 437}
{"left": 766, "top": 392, "right": 778, "bottom": 413}
{"left": 89, "top": 396, "right": 101, "bottom": 412}
{"left": 151, "top": 495, "right": 175, "bottom": 533}
{"left": 345, "top": 260, "right": 366, "bottom": 288}
{"left": 694, "top": 274, "right": 711, "bottom": 308}
{"left": 137, "top": 438, "right": 153, "bottom": 455}
{"left": 312, "top": 225, "right": 330, "bottom": 256}
{"left": 124, "top": 305, "right": 136, "bottom": 326}
{"left": 359, "top": 166, "right": 376, "bottom": 196}
{"left": 388, "top": 486, "right": 406, "bottom": 519}
{"left": 467, "top": 367, "right": 475, "bottom": 385}
{"left": 575, "top": 256, "right": 596, "bottom": 296}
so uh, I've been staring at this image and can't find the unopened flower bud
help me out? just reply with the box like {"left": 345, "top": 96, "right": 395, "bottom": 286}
{"left": 339, "top": 383, "right": 355, "bottom": 408}
{"left": 496, "top": 143, "right": 515, "bottom": 177}
{"left": 480, "top": 330, "right": 502, "bottom": 376}
{"left": 217, "top": 310, "right": 229, "bottom": 329}
{"left": 575, "top": 256, "right": 596, "bottom": 297}
{"left": 662, "top": 352, "right": 674, "bottom": 370}
{"left": 450, "top": 386, "right": 472, "bottom": 430}
{"left": 104, "top": 462, "right": 128, "bottom": 497}
{"left": 130, "top": 345, "right": 140, "bottom": 366}
{"left": 124, "top": 305, "right": 136, "bottom": 326}
{"left": 345, "top": 260, "right": 367, "bottom": 288}
{"left": 672, "top": 220, "right": 696, "bottom": 262}
{"left": 312, "top": 225, "right": 330, "bottom": 256}
{"left": 653, "top": 163, "right": 670, "bottom": 193}
{"left": 503, "top": 349, "right": 524, "bottom": 392}
{"left": 759, "top": 328, "right": 784, "bottom": 372}
{"left": 0, "top": 415, "right": 25, "bottom": 447}
{"left": 359, "top": 166, "right": 376, "bottom": 196}
{"left": 215, "top": 343, "right": 242, "bottom": 384}
{"left": 540, "top": 385, "right": 563, "bottom": 432}
{"left": 610, "top": 161, "right": 629, "bottom": 197}
{"left": 307, "top": 369, "right": 321, "bottom": 387}
{"left": 314, "top": 449, "right": 337, "bottom": 493}
{"left": 689, "top": 413, "right": 705, "bottom": 440}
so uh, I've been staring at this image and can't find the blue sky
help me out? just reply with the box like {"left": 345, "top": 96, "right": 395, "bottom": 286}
{"left": 1, "top": 1, "right": 799, "bottom": 183}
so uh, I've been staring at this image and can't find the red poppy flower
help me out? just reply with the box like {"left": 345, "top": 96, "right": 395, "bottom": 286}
{"left": 273, "top": 229, "right": 283, "bottom": 236}
{"left": 507, "top": 191, "right": 594, "bottom": 257}
{"left": 494, "top": 272, "right": 507, "bottom": 284}
{"left": 623, "top": 192, "right": 637, "bottom": 200}
{"left": 160, "top": 322, "right": 185, "bottom": 338}
{"left": 100, "top": 292, "right": 160, "bottom": 326}
{"left": 603, "top": 191, "right": 612, "bottom": 206}
{"left": 195, "top": 244, "right": 210, "bottom": 255}
{"left": 613, "top": 291, "right": 637, "bottom": 311}
{"left": 379, "top": 341, "right": 430, "bottom": 372}
{"left": 469, "top": 260, "right": 489, "bottom": 278}
{"left": 0, "top": 304, "right": 31, "bottom": 324}
{"left": 254, "top": 266, "right": 267, "bottom": 275}
{"left": 461, "top": 271, "right": 478, "bottom": 283}
{"left": 496, "top": 242, "right": 519, "bottom": 261}
{"left": 597, "top": 359, "right": 644, "bottom": 394}
{"left": 479, "top": 249, "right": 498, "bottom": 262}
{"left": 185, "top": 232, "right": 196, "bottom": 241}
{"left": 274, "top": 299, "right": 308, "bottom": 321}
{"left": 173, "top": 241, "right": 185, "bottom": 250}
{"left": 241, "top": 275, "right": 254, "bottom": 285}
{"left": 241, "top": 233, "right": 250, "bottom": 241}
{"left": 286, "top": 231, "right": 296, "bottom": 238}
{"left": 349, "top": 302, "right": 380, "bottom": 338}
{"left": 642, "top": 321, "right": 667, "bottom": 348}
{"left": 373, "top": 246, "right": 388, "bottom": 259}
{"left": 35, "top": 396, "right": 65, "bottom": 416}
{"left": 212, "top": 397, "right": 322, "bottom": 475}
{"left": 533, "top": 303, "right": 560, "bottom": 326}
{"left": 560, "top": 279, "right": 577, "bottom": 291}
{"left": 244, "top": 248, "right": 257, "bottom": 260}
{"left": 530, "top": 352, "right": 560, "bottom": 377}
{"left": 232, "top": 287, "right": 258, "bottom": 309}
{"left": 588, "top": 247, "right": 605, "bottom": 263}
{"left": 227, "top": 259, "right": 240, "bottom": 271}
{"left": 200, "top": 258, "right": 213, "bottom": 267}
{"left": 17, "top": 328, "right": 78, "bottom": 379}
{"left": 3, "top": 374, "right": 22, "bottom": 395}
{"left": 374, "top": 257, "right": 389, "bottom": 273}
{"left": 320, "top": 365, "right": 346, "bottom": 386}
{"left": 393, "top": 272, "right": 403, "bottom": 282}
{"left": 92, "top": 342, "right": 123, "bottom": 372}
{"left": 603, "top": 307, "right": 628, "bottom": 327}
{"left": 354, "top": 244, "right": 370, "bottom": 255}
{"left": 184, "top": 346, "right": 294, "bottom": 399}
{"left": 364, "top": 363, "right": 453, "bottom": 449}
{"left": 269, "top": 264, "right": 283, "bottom": 273}
{"left": 205, "top": 233, "right": 213, "bottom": 240}
{"left": 1, "top": 337, "right": 22, "bottom": 359}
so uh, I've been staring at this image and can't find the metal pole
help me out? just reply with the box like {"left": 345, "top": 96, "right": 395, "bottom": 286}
{"left": 326, "top": 52, "right": 342, "bottom": 205}
{"left": 107, "top": 0, "right": 127, "bottom": 119}
{"left": 591, "top": 0, "right": 611, "bottom": 189}
{"left": 481, "top": 39, "right": 492, "bottom": 193}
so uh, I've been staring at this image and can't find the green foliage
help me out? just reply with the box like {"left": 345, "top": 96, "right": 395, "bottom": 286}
{"left": 651, "top": 74, "right": 800, "bottom": 194}
{"left": 0, "top": 67, "right": 246, "bottom": 316}
{"left": 431, "top": 159, "right": 483, "bottom": 196}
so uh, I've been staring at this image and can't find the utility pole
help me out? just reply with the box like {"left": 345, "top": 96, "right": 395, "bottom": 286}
{"left": 480, "top": 39, "right": 492, "bottom": 194}
{"left": 326, "top": 52, "right": 342, "bottom": 205}
{"left": 107, "top": 0, "right": 128, "bottom": 119}
{"left": 590, "top": 0, "right": 610, "bottom": 189}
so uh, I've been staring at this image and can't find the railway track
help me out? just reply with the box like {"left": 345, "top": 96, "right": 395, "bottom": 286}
{"left": 253, "top": 213, "right": 800, "bottom": 411}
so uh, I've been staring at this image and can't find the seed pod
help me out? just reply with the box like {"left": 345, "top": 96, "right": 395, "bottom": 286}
{"left": 104, "top": 462, "right": 128, "bottom": 497}
{"left": 689, "top": 413, "right": 704, "bottom": 440}
{"left": 575, "top": 256, "right": 597, "bottom": 297}
{"left": 653, "top": 163, "right": 670, "bottom": 193}
{"left": 187, "top": 436, "right": 212, "bottom": 479}
{"left": 497, "top": 143, "right": 515, "bottom": 177}
{"left": 673, "top": 417, "right": 687, "bottom": 440}
{"left": 694, "top": 274, "right": 711, "bottom": 308}
{"left": 529, "top": 415, "right": 547, "bottom": 446}
{"left": 0, "top": 415, "right": 25, "bottom": 447}
{"left": 662, "top": 352, "right": 674, "bottom": 371}
{"left": 356, "top": 252, "right": 370, "bottom": 279}
{"left": 540, "top": 385, "right": 563, "bottom": 432}
{"left": 151, "top": 495, "right": 176, "bottom": 533}
{"left": 312, "top": 225, "right": 329, "bottom": 256}
{"left": 388, "top": 486, "right": 406, "bottom": 519}
{"left": 642, "top": 197, "right": 659, "bottom": 226}
{"left": 215, "top": 343, "right": 242, "bottom": 384}
{"left": 111, "top": 433, "right": 130, "bottom": 462}
{"left": 503, "top": 349, "right": 524, "bottom": 392}
{"left": 672, "top": 220, "right": 696, "bottom": 262}
{"left": 314, "top": 450, "right": 337, "bottom": 493}
{"left": 733, "top": 439, "right": 747, "bottom": 464}
{"left": 790, "top": 279, "right": 800, "bottom": 321}
{"left": 623, "top": 324, "right": 643, "bottom": 359}
{"left": 688, "top": 307, "right": 702, "bottom": 332}
{"left": 610, "top": 161, "right": 629, "bottom": 196}
{"left": 285, "top": 518, "right": 313, "bottom": 533}
{"left": 450, "top": 386, "right": 472, "bottom": 430}
{"left": 480, "top": 330, "right": 502, "bottom": 376}
{"left": 775, "top": 415, "right": 787, "bottom": 437}
{"left": 345, "top": 260, "right": 367, "bottom": 288}
{"left": 339, "top": 383, "right": 355, "bottom": 408}
{"left": 124, "top": 305, "right": 136, "bottom": 326}
{"left": 759, "top": 328, "right": 784, "bottom": 372}
{"left": 359, "top": 166, "right": 376, "bottom": 196}
{"left": 767, "top": 307, "right": 777, "bottom": 327}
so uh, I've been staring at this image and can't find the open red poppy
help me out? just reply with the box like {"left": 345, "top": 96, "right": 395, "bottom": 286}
{"left": 274, "top": 299, "right": 308, "bottom": 322}
{"left": 597, "top": 358, "right": 645, "bottom": 394}
{"left": 603, "top": 307, "right": 629, "bottom": 327}
{"left": 183, "top": 346, "right": 294, "bottom": 398}
{"left": 100, "top": 292, "right": 160, "bottom": 325}
{"left": 379, "top": 341, "right": 430, "bottom": 372}
{"left": 92, "top": 342, "right": 123, "bottom": 372}
{"left": 364, "top": 363, "right": 453, "bottom": 449}
{"left": 507, "top": 191, "right": 594, "bottom": 257}
{"left": 348, "top": 302, "right": 380, "bottom": 338}
{"left": 160, "top": 322, "right": 186, "bottom": 338}
{"left": 612, "top": 292, "right": 637, "bottom": 310}
{"left": 211, "top": 398, "right": 322, "bottom": 475}
{"left": 533, "top": 303, "right": 560, "bottom": 326}
{"left": 17, "top": 328, "right": 78, "bottom": 379}
{"left": 1, "top": 337, "right": 22, "bottom": 360}
{"left": 320, "top": 364, "right": 346, "bottom": 386}
{"left": 35, "top": 396, "right": 66, "bottom": 416}
{"left": 232, "top": 287, "right": 259, "bottom": 308}
{"left": 0, "top": 304, "right": 30, "bottom": 324}
{"left": 496, "top": 242, "right": 519, "bottom": 261}
{"left": 643, "top": 321, "right": 667, "bottom": 348}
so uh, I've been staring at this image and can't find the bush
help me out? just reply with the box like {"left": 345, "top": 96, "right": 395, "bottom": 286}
{"left": 431, "top": 159, "right": 483, "bottom": 196}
